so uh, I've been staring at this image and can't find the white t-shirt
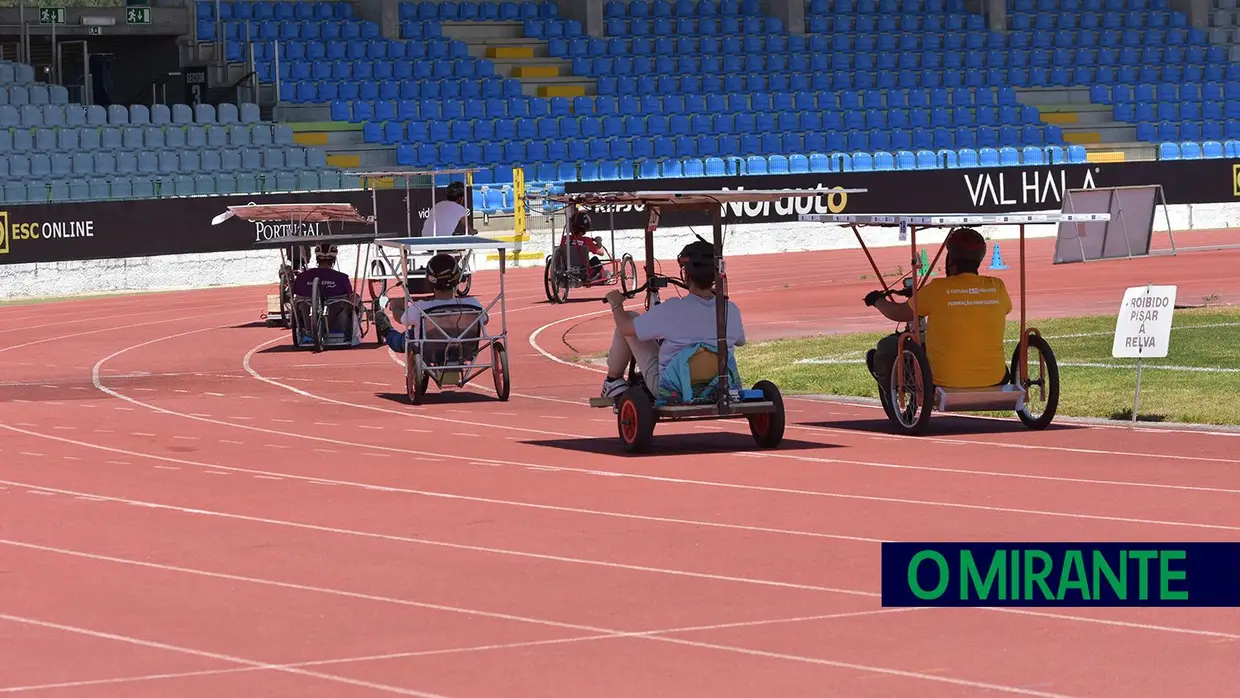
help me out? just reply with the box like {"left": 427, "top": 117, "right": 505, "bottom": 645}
{"left": 400, "top": 297, "right": 488, "bottom": 338}
{"left": 421, "top": 201, "right": 469, "bottom": 237}
{"left": 633, "top": 294, "right": 745, "bottom": 373}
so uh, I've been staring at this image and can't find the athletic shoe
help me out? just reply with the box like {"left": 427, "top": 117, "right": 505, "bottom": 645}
{"left": 601, "top": 376, "right": 628, "bottom": 398}
{"left": 373, "top": 306, "right": 394, "bottom": 339}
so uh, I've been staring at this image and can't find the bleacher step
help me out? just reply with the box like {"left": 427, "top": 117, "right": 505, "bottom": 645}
{"left": 1057, "top": 122, "right": 1137, "bottom": 144}
{"left": 440, "top": 20, "right": 526, "bottom": 41}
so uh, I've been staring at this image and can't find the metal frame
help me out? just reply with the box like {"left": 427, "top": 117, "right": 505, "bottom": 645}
{"left": 351, "top": 168, "right": 481, "bottom": 298}
{"left": 374, "top": 236, "right": 515, "bottom": 396}
{"left": 550, "top": 188, "right": 867, "bottom": 418}
{"left": 212, "top": 202, "right": 378, "bottom": 345}
{"left": 544, "top": 202, "right": 638, "bottom": 301}
{"left": 800, "top": 211, "right": 1109, "bottom": 414}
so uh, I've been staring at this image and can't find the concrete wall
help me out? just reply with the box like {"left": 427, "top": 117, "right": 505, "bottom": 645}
{"left": 1, "top": 202, "right": 1231, "bottom": 300}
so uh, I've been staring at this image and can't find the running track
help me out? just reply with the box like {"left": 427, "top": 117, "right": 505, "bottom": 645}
{"left": 3, "top": 233, "right": 1240, "bottom": 697}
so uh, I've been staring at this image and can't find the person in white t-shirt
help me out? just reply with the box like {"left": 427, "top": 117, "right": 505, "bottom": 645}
{"left": 421, "top": 181, "right": 470, "bottom": 237}
{"left": 373, "top": 253, "right": 488, "bottom": 352}
{"left": 601, "top": 240, "right": 745, "bottom": 398}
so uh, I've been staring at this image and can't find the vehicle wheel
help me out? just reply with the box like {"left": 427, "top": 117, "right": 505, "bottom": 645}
{"left": 457, "top": 273, "right": 472, "bottom": 297}
{"left": 492, "top": 341, "right": 511, "bottom": 401}
{"left": 885, "top": 337, "right": 933, "bottom": 435}
{"left": 310, "top": 283, "right": 324, "bottom": 353}
{"left": 357, "top": 304, "right": 370, "bottom": 341}
{"left": 747, "top": 380, "right": 785, "bottom": 448}
{"left": 543, "top": 255, "right": 556, "bottom": 303}
{"left": 1011, "top": 332, "right": 1059, "bottom": 430}
{"left": 367, "top": 259, "right": 389, "bottom": 301}
{"left": 616, "top": 387, "right": 655, "bottom": 454}
{"left": 619, "top": 253, "right": 638, "bottom": 295}
{"left": 406, "top": 349, "right": 429, "bottom": 404}
{"left": 550, "top": 249, "right": 570, "bottom": 303}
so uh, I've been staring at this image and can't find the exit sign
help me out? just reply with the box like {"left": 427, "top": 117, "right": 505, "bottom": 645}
{"left": 126, "top": 7, "right": 151, "bottom": 23}
{"left": 39, "top": 7, "right": 65, "bottom": 24}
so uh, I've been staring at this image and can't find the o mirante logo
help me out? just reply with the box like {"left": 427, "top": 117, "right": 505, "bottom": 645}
{"left": 1233, "top": 164, "right": 1240, "bottom": 197}
{"left": 0, "top": 211, "right": 8, "bottom": 255}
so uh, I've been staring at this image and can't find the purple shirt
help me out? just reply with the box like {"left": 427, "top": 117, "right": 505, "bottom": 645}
{"left": 293, "top": 268, "right": 352, "bottom": 297}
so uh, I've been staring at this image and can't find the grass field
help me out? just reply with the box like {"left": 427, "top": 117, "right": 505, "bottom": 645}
{"left": 735, "top": 306, "right": 1240, "bottom": 426}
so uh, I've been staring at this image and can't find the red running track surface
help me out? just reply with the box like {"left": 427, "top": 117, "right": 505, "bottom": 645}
{"left": 3, "top": 236, "right": 1240, "bottom": 697}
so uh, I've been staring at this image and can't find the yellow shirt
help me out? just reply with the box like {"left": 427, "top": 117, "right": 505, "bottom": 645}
{"left": 914, "top": 273, "right": 1012, "bottom": 388}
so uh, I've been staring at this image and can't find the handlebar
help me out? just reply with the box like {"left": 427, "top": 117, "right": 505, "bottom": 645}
{"left": 600, "top": 275, "right": 688, "bottom": 303}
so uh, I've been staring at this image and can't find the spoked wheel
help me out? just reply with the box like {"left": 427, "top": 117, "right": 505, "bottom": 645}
{"left": 885, "top": 338, "right": 934, "bottom": 435}
{"left": 616, "top": 386, "right": 655, "bottom": 454}
{"left": 367, "top": 259, "right": 389, "bottom": 301}
{"left": 310, "top": 284, "right": 324, "bottom": 353}
{"left": 457, "top": 273, "right": 472, "bottom": 297}
{"left": 619, "top": 253, "right": 638, "bottom": 295}
{"left": 548, "top": 249, "right": 569, "bottom": 303}
{"left": 491, "top": 341, "right": 511, "bottom": 401}
{"left": 406, "top": 349, "right": 429, "bottom": 404}
{"left": 1011, "top": 332, "right": 1059, "bottom": 429}
{"left": 747, "top": 380, "right": 786, "bottom": 448}
{"left": 542, "top": 255, "right": 556, "bottom": 303}
{"left": 278, "top": 271, "right": 294, "bottom": 329}
{"left": 356, "top": 303, "right": 370, "bottom": 341}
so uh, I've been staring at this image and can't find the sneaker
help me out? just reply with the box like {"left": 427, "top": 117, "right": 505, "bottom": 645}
{"left": 373, "top": 305, "right": 394, "bottom": 339}
{"left": 601, "top": 376, "right": 628, "bottom": 398}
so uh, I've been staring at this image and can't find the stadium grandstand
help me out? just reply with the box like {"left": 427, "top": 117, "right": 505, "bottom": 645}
{"left": 3, "top": 0, "right": 1237, "bottom": 213}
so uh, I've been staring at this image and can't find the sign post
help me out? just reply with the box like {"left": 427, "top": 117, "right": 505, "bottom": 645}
{"left": 1111, "top": 284, "right": 1176, "bottom": 426}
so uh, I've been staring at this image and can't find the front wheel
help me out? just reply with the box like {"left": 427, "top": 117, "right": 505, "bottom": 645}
{"left": 886, "top": 337, "right": 933, "bottom": 435}
{"left": 1011, "top": 333, "right": 1059, "bottom": 429}
{"left": 747, "top": 380, "right": 785, "bottom": 448}
{"left": 549, "top": 249, "right": 569, "bottom": 303}
{"left": 310, "top": 283, "right": 324, "bottom": 353}
{"left": 492, "top": 341, "right": 511, "bottom": 401}
{"left": 406, "top": 349, "right": 429, "bottom": 404}
{"left": 457, "top": 273, "right": 472, "bottom": 297}
{"left": 617, "top": 387, "right": 656, "bottom": 453}
{"left": 619, "top": 253, "right": 638, "bottom": 295}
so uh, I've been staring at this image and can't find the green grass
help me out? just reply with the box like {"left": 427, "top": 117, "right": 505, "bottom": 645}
{"left": 734, "top": 306, "right": 1240, "bottom": 426}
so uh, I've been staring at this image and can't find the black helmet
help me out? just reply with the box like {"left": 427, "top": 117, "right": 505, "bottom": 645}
{"left": 445, "top": 180, "right": 466, "bottom": 202}
{"left": 425, "top": 253, "right": 461, "bottom": 291}
{"left": 315, "top": 243, "right": 338, "bottom": 262}
{"left": 570, "top": 210, "right": 592, "bottom": 234}
{"left": 677, "top": 239, "right": 715, "bottom": 273}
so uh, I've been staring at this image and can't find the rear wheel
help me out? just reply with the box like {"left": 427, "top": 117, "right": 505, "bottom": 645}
{"left": 886, "top": 337, "right": 933, "bottom": 435}
{"left": 617, "top": 387, "right": 655, "bottom": 453}
{"left": 1012, "top": 333, "right": 1059, "bottom": 430}
{"left": 456, "top": 273, "right": 472, "bottom": 297}
{"left": 310, "top": 283, "right": 324, "bottom": 353}
{"left": 406, "top": 349, "right": 429, "bottom": 404}
{"left": 367, "top": 259, "right": 389, "bottom": 301}
{"left": 492, "top": 341, "right": 511, "bottom": 401}
{"left": 549, "top": 249, "right": 569, "bottom": 303}
{"left": 619, "top": 254, "right": 638, "bottom": 295}
{"left": 747, "top": 380, "right": 786, "bottom": 448}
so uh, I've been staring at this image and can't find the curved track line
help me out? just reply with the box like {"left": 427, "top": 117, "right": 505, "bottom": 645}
{"left": 0, "top": 423, "right": 885, "bottom": 545}
{"left": 0, "top": 543, "right": 1061, "bottom": 698}
{"left": 0, "top": 613, "right": 447, "bottom": 698}
{"left": 0, "top": 306, "right": 243, "bottom": 355}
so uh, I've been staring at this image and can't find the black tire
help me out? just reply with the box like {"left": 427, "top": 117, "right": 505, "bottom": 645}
{"left": 310, "top": 283, "right": 324, "bottom": 353}
{"left": 550, "top": 248, "right": 570, "bottom": 303}
{"left": 492, "top": 341, "right": 511, "bottom": 401}
{"left": 367, "top": 259, "right": 389, "bottom": 301}
{"left": 543, "top": 255, "right": 556, "bottom": 303}
{"left": 619, "top": 253, "right": 638, "bottom": 295}
{"left": 885, "top": 337, "right": 934, "bottom": 435}
{"left": 406, "top": 349, "right": 429, "bottom": 404}
{"left": 457, "top": 272, "right": 472, "bottom": 297}
{"left": 747, "top": 380, "right": 785, "bottom": 448}
{"left": 1011, "top": 332, "right": 1060, "bottom": 430}
{"left": 357, "top": 304, "right": 370, "bottom": 341}
{"left": 617, "top": 386, "right": 656, "bottom": 453}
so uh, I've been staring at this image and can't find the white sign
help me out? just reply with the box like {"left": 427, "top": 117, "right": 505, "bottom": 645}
{"left": 1111, "top": 285, "right": 1176, "bottom": 358}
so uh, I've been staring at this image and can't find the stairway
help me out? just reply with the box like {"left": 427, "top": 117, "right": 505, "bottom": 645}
{"left": 1017, "top": 86, "right": 1155, "bottom": 162}
{"left": 439, "top": 21, "right": 596, "bottom": 98}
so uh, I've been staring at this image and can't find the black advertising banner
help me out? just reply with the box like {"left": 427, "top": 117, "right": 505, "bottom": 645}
{"left": 0, "top": 182, "right": 474, "bottom": 265}
{"left": 564, "top": 158, "right": 1240, "bottom": 229}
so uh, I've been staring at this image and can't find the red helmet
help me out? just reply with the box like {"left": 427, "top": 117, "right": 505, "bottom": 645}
{"left": 945, "top": 227, "right": 986, "bottom": 262}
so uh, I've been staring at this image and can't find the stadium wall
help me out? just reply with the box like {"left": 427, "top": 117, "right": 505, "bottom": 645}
{"left": 2, "top": 160, "right": 1238, "bottom": 299}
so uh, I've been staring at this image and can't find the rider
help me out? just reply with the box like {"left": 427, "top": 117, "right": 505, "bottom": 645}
{"left": 864, "top": 227, "right": 1012, "bottom": 389}
{"left": 566, "top": 209, "right": 607, "bottom": 281}
{"left": 373, "top": 253, "right": 488, "bottom": 352}
{"left": 422, "top": 180, "right": 469, "bottom": 237}
{"left": 293, "top": 244, "right": 359, "bottom": 337}
{"left": 600, "top": 239, "right": 745, "bottom": 399}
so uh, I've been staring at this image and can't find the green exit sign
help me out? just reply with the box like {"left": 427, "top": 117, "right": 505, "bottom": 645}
{"left": 39, "top": 8, "right": 65, "bottom": 24}
{"left": 126, "top": 7, "right": 151, "bottom": 23}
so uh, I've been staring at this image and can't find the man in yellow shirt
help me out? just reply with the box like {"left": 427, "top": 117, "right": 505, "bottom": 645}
{"left": 864, "top": 228, "right": 1013, "bottom": 390}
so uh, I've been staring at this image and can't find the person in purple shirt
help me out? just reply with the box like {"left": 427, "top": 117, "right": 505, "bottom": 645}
{"left": 293, "top": 244, "right": 360, "bottom": 339}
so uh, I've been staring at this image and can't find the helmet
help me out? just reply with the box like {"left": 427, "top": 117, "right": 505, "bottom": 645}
{"left": 315, "top": 243, "right": 338, "bottom": 262}
{"left": 570, "top": 210, "right": 592, "bottom": 234}
{"left": 425, "top": 253, "right": 461, "bottom": 291}
{"left": 677, "top": 239, "right": 715, "bottom": 275}
{"left": 944, "top": 227, "right": 987, "bottom": 262}
{"left": 444, "top": 180, "right": 466, "bottom": 202}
